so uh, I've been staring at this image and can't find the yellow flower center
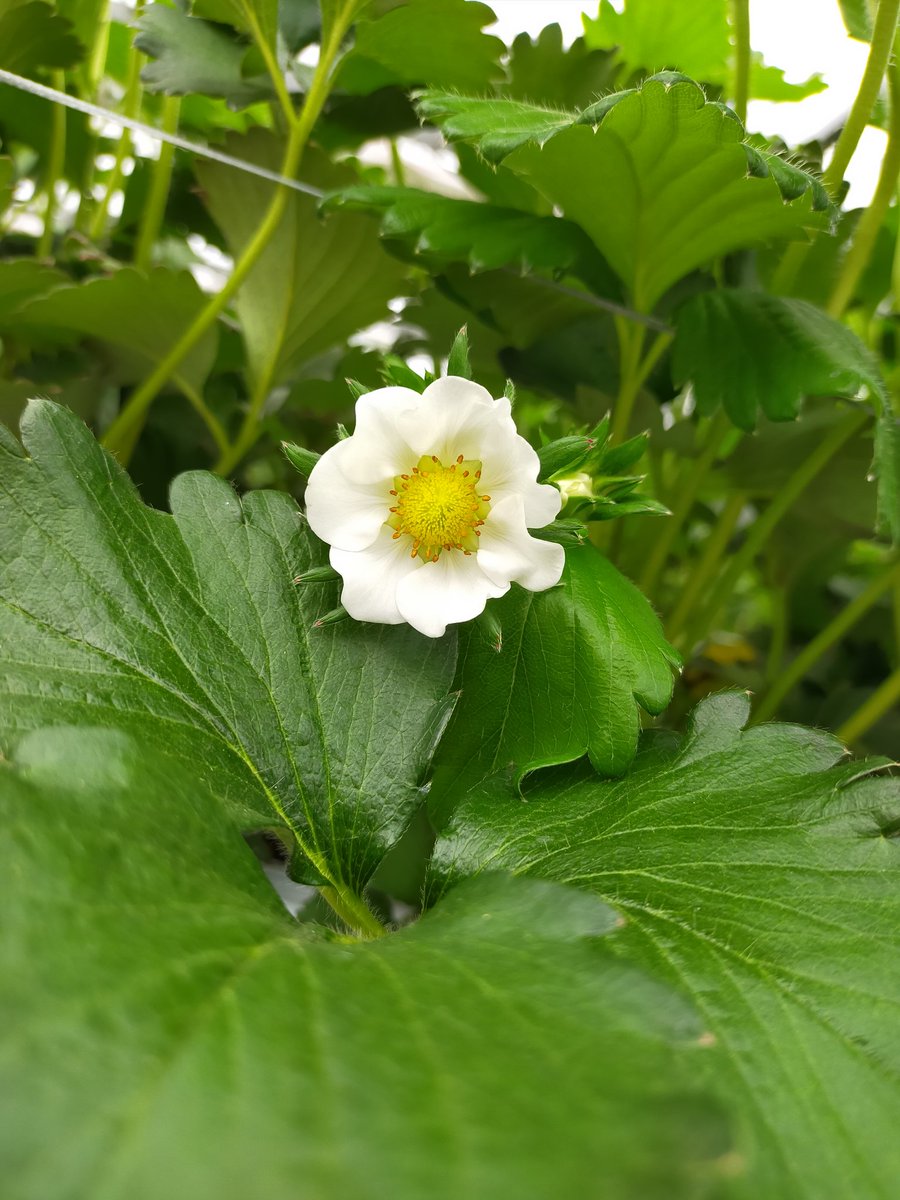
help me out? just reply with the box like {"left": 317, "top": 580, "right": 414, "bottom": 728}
{"left": 387, "top": 454, "right": 491, "bottom": 562}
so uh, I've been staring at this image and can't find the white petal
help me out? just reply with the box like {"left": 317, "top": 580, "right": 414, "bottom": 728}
{"left": 395, "top": 551, "right": 509, "bottom": 638}
{"left": 330, "top": 527, "right": 423, "bottom": 624}
{"left": 333, "top": 386, "right": 422, "bottom": 483}
{"left": 305, "top": 438, "right": 391, "bottom": 552}
{"left": 404, "top": 376, "right": 515, "bottom": 462}
{"left": 477, "top": 495, "right": 566, "bottom": 592}
{"left": 480, "top": 435, "right": 562, "bottom": 526}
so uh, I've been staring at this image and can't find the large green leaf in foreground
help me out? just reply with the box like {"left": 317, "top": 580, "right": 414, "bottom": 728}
{"left": 430, "top": 547, "right": 680, "bottom": 821}
{"left": 432, "top": 691, "right": 900, "bottom": 1200}
{"left": 0, "top": 727, "right": 734, "bottom": 1200}
{"left": 0, "top": 400, "right": 455, "bottom": 891}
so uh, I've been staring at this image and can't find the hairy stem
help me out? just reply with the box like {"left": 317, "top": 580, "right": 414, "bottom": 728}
{"left": 753, "top": 557, "right": 900, "bottom": 723}
{"left": 319, "top": 884, "right": 388, "bottom": 939}
{"left": 682, "top": 407, "right": 869, "bottom": 649}
{"left": 37, "top": 71, "right": 66, "bottom": 257}
{"left": 827, "top": 59, "right": 900, "bottom": 317}
{"left": 837, "top": 664, "right": 900, "bottom": 745}
{"left": 731, "top": 0, "right": 751, "bottom": 125}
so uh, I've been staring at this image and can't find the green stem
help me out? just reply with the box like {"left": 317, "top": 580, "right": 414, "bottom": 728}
{"left": 319, "top": 884, "right": 387, "bottom": 939}
{"left": 639, "top": 410, "right": 733, "bottom": 596}
{"left": 836, "top": 664, "right": 900, "bottom": 745}
{"left": 771, "top": 0, "right": 900, "bottom": 295}
{"left": 610, "top": 317, "right": 647, "bottom": 446}
{"left": 133, "top": 94, "right": 182, "bottom": 272}
{"left": 683, "top": 407, "right": 869, "bottom": 649}
{"left": 215, "top": 356, "right": 278, "bottom": 475}
{"left": 103, "top": 2, "right": 357, "bottom": 467}
{"left": 753, "top": 556, "right": 900, "bottom": 723}
{"left": 177, "top": 378, "right": 230, "bottom": 456}
{"left": 242, "top": 3, "right": 296, "bottom": 126}
{"left": 827, "top": 59, "right": 900, "bottom": 317}
{"left": 668, "top": 490, "right": 746, "bottom": 642}
{"left": 731, "top": 0, "right": 751, "bottom": 125}
{"left": 765, "top": 579, "right": 789, "bottom": 684}
{"left": 88, "top": 43, "right": 143, "bottom": 242}
{"left": 38, "top": 70, "right": 67, "bottom": 257}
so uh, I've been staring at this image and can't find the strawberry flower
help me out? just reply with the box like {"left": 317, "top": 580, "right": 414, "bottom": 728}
{"left": 304, "top": 376, "right": 564, "bottom": 637}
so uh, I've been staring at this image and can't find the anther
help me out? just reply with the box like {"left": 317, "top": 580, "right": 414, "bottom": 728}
{"left": 456, "top": 454, "right": 464, "bottom": 463}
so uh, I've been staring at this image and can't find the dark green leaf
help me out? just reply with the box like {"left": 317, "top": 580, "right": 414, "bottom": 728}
{"left": 429, "top": 545, "right": 680, "bottom": 821}
{"left": 0, "top": 400, "right": 456, "bottom": 890}
{"left": 672, "top": 289, "right": 885, "bottom": 430}
{"left": 0, "top": 727, "right": 735, "bottom": 1200}
{"left": 13, "top": 268, "right": 218, "bottom": 393}
{"left": 196, "top": 134, "right": 406, "bottom": 392}
{"left": 0, "top": 0, "right": 84, "bottom": 74}
{"left": 327, "top": 184, "right": 620, "bottom": 292}
{"left": 136, "top": 5, "right": 272, "bottom": 105}
{"left": 504, "top": 23, "right": 619, "bottom": 109}
{"left": 432, "top": 690, "right": 900, "bottom": 1200}
{"left": 336, "top": 0, "right": 504, "bottom": 94}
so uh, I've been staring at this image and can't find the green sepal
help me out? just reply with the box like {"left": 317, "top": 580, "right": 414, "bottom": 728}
{"left": 346, "top": 378, "right": 369, "bottom": 400}
{"left": 380, "top": 355, "right": 431, "bottom": 393}
{"left": 475, "top": 604, "right": 503, "bottom": 653}
{"left": 282, "top": 441, "right": 321, "bottom": 478}
{"left": 529, "top": 519, "right": 589, "bottom": 547}
{"left": 293, "top": 565, "right": 340, "bottom": 584}
{"left": 537, "top": 435, "right": 595, "bottom": 481}
{"left": 447, "top": 326, "right": 472, "bottom": 379}
{"left": 594, "top": 432, "right": 649, "bottom": 475}
{"left": 313, "top": 605, "right": 350, "bottom": 628}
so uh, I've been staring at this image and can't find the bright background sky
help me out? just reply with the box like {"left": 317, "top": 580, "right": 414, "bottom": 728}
{"left": 476, "top": 0, "right": 884, "bottom": 205}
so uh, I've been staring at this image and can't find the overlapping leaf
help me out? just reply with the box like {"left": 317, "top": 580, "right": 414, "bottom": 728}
{"left": 420, "top": 78, "right": 829, "bottom": 309}
{"left": 672, "top": 289, "right": 885, "bottom": 429}
{"left": 327, "top": 184, "right": 621, "bottom": 293}
{"left": 431, "top": 690, "right": 900, "bottom": 1200}
{"left": 0, "top": 727, "right": 735, "bottom": 1200}
{"left": 0, "top": 400, "right": 456, "bottom": 890}
{"left": 12, "top": 267, "right": 218, "bottom": 392}
{"left": 429, "top": 546, "right": 680, "bottom": 822}
{"left": 0, "top": 0, "right": 84, "bottom": 75}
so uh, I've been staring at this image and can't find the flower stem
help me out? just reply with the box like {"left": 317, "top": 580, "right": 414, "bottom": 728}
{"left": 681, "top": 407, "right": 869, "bottom": 649}
{"left": 753, "top": 556, "right": 900, "bottom": 723}
{"left": 241, "top": 2, "right": 296, "bottom": 127}
{"left": 639, "top": 410, "right": 733, "bottom": 596}
{"left": 319, "top": 884, "right": 387, "bottom": 939}
{"left": 610, "top": 317, "right": 647, "bottom": 445}
{"left": 827, "top": 58, "right": 900, "bottom": 318}
{"left": 667, "top": 491, "right": 746, "bottom": 642}
{"left": 133, "top": 94, "right": 181, "bottom": 272}
{"left": 102, "top": 2, "right": 357, "bottom": 467}
{"left": 731, "top": 0, "right": 751, "bottom": 125}
{"left": 771, "top": 0, "right": 900, "bottom": 295}
{"left": 37, "top": 70, "right": 66, "bottom": 258}
{"left": 837, "top": 664, "right": 900, "bottom": 746}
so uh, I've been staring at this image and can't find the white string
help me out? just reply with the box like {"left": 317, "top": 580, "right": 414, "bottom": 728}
{"left": 0, "top": 68, "right": 326, "bottom": 198}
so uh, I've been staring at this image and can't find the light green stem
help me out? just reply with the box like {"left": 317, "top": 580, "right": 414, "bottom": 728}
{"left": 242, "top": 2, "right": 296, "bottom": 126}
{"left": 319, "top": 885, "right": 387, "bottom": 939}
{"left": 827, "top": 60, "right": 900, "bottom": 317}
{"left": 837, "top": 665, "right": 900, "bottom": 745}
{"left": 668, "top": 491, "right": 746, "bottom": 642}
{"left": 38, "top": 70, "right": 67, "bottom": 257}
{"left": 133, "top": 94, "right": 182, "bottom": 272}
{"left": 731, "top": 0, "right": 751, "bottom": 125}
{"left": 178, "top": 378, "right": 230, "bottom": 456}
{"left": 639, "top": 410, "right": 733, "bottom": 595}
{"left": 683, "top": 407, "right": 869, "bottom": 648}
{"left": 610, "top": 317, "right": 647, "bottom": 446}
{"left": 753, "top": 556, "right": 900, "bottom": 723}
{"left": 764, "top": 575, "right": 789, "bottom": 682}
{"left": 772, "top": 0, "right": 900, "bottom": 295}
{"left": 103, "top": 2, "right": 358, "bottom": 467}
{"left": 88, "top": 43, "right": 143, "bottom": 242}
